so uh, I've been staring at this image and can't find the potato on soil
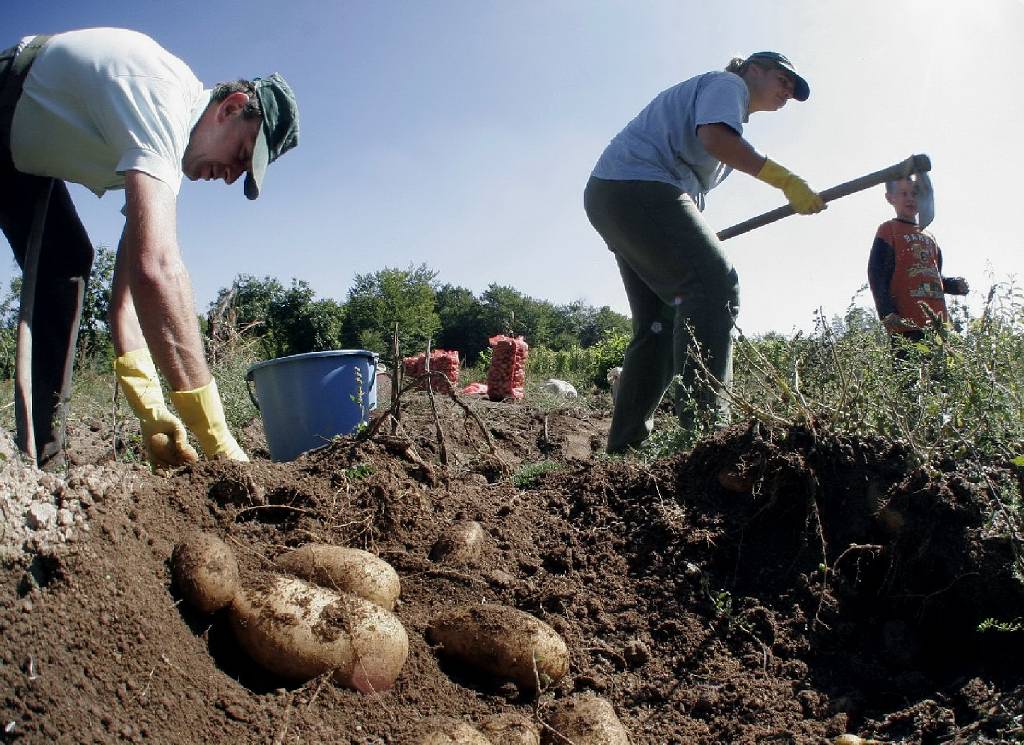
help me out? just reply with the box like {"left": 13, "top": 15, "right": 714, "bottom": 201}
{"left": 230, "top": 575, "right": 408, "bottom": 693}
{"left": 148, "top": 431, "right": 199, "bottom": 466}
{"left": 427, "top": 604, "right": 569, "bottom": 692}
{"left": 414, "top": 719, "right": 491, "bottom": 744}
{"left": 542, "top": 695, "right": 629, "bottom": 745}
{"left": 834, "top": 736, "right": 883, "bottom": 745}
{"left": 171, "top": 532, "right": 240, "bottom": 613}
{"left": 429, "top": 520, "right": 486, "bottom": 565}
{"left": 275, "top": 544, "right": 401, "bottom": 610}
{"left": 478, "top": 712, "right": 540, "bottom": 744}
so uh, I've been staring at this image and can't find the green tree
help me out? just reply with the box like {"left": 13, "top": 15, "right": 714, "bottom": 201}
{"left": 208, "top": 274, "right": 285, "bottom": 342}
{"left": 434, "top": 284, "right": 489, "bottom": 364}
{"left": 265, "top": 281, "right": 345, "bottom": 358}
{"left": 480, "top": 284, "right": 557, "bottom": 348}
{"left": 0, "top": 245, "right": 116, "bottom": 375}
{"left": 77, "top": 244, "right": 115, "bottom": 361}
{"left": 578, "top": 305, "right": 631, "bottom": 347}
{"left": 543, "top": 301, "right": 631, "bottom": 350}
{"left": 207, "top": 275, "right": 345, "bottom": 359}
{"left": 342, "top": 264, "right": 440, "bottom": 362}
{"left": 0, "top": 275, "right": 19, "bottom": 378}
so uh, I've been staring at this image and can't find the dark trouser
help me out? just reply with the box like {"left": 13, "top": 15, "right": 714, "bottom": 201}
{"left": 1, "top": 41, "right": 93, "bottom": 468}
{"left": 584, "top": 177, "right": 739, "bottom": 453}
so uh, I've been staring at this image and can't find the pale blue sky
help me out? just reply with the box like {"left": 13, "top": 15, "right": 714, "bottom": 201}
{"left": 4, "top": 1, "right": 1023, "bottom": 335}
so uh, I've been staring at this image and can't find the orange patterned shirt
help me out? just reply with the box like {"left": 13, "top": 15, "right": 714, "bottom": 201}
{"left": 870, "top": 219, "right": 946, "bottom": 331}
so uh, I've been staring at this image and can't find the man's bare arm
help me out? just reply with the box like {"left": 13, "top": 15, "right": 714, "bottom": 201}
{"left": 110, "top": 170, "right": 211, "bottom": 391}
{"left": 109, "top": 230, "right": 145, "bottom": 354}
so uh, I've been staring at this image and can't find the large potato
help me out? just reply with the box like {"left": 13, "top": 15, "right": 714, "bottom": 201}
{"left": 429, "top": 520, "right": 486, "bottom": 565}
{"left": 542, "top": 695, "right": 629, "bottom": 745}
{"left": 230, "top": 575, "right": 408, "bottom": 693}
{"left": 427, "top": 604, "right": 569, "bottom": 692}
{"left": 274, "top": 544, "right": 400, "bottom": 611}
{"left": 478, "top": 712, "right": 540, "bottom": 745}
{"left": 171, "top": 532, "right": 240, "bottom": 613}
{"left": 415, "top": 719, "right": 491, "bottom": 745}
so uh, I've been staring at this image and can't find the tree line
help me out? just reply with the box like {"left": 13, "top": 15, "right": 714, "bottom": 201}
{"left": 0, "top": 249, "right": 630, "bottom": 376}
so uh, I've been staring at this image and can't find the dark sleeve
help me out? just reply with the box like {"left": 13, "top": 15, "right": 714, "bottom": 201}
{"left": 936, "top": 245, "right": 950, "bottom": 289}
{"left": 867, "top": 236, "right": 896, "bottom": 318}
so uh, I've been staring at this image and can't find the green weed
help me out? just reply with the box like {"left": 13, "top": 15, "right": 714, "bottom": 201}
{"left": 977, "top": 617, "right": 1024, "bottom": 633}
{"left": 342, "top": 462, "right": 374, "bottom": 481}
{"left": 513, "top": 459, "right": 562, "bottom": 488}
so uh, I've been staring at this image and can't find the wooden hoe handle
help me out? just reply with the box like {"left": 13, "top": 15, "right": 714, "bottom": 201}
{"left": 717, "top": 153, "right": 932, "bottom": 241}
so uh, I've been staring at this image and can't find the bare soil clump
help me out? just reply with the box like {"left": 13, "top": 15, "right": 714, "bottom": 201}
{"left": 2, "top": 393, "right": 1022, "bottom": 744}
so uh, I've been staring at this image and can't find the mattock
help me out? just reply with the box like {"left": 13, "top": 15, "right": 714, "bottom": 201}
{"left": 718, "top": 153, "right": 934, "bottom": 241}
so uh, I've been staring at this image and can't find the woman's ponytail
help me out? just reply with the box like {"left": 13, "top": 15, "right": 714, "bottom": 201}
{"left": 724, "top": 57, "right": 746, "bottom": 74}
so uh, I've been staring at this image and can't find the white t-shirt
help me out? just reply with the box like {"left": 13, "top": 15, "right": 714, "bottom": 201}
{"left": 591, "top": 71, "right": 749, "bottom": 209}
{"left": 10, "top": 28, "right": 209, "bottom": 197}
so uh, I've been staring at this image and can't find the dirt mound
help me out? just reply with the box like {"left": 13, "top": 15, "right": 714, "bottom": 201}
{"left": 2, "top": 395, "right": 1022, "bottom": 744}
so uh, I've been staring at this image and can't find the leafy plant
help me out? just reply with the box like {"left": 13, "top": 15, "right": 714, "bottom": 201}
{"left": 723, "top": 282, "right": 1024, "bottom": 463}
{"left": 977, "top": 617, "right": 1024, "bottom": 633}
{"left": 526, "top": 330, "right": 629, "bottom": 393}
{"left": 342, "top": 462, "right": 374, "bottom": 480}
{"left": 512, "top": 459, "right": 562, "bottom": 488}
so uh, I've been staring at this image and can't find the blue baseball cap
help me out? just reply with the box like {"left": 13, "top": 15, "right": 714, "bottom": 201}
{"left": 746, "top": 52, "right": 810, "bottom": 102}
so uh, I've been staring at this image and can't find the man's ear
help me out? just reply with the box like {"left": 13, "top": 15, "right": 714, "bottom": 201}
{"left": 216, "top": 91, "right": 251, "bottom": 121}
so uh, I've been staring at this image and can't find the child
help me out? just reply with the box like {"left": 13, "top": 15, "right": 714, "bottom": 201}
{"left": 867, "top": 176, "right": 968, "bottom": 340}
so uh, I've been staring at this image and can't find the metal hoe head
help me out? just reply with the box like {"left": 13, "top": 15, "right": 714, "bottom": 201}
{"left": 915, "top": 169, "right": 935, "bottom": 229}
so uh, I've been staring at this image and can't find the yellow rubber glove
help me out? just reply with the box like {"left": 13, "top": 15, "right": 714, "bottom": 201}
{"left": 755, "top": 158, "right": 826, "bottom": 214}
{"left": 170, "top": 379, "right": 248, "bottom": 461}
{"left": 114, "top": 348, "right": 199, "bottom": 470}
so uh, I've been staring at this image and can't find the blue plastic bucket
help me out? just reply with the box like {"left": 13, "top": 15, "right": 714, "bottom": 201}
{"left": 245, "top": 350, "right": 378, "bottom": 462}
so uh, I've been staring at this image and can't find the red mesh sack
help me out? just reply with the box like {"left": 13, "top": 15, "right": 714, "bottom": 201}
{"left": 486, "top": 335, "right": 529, "bottom": 400}
{"left": 401, "top": 349, "right": 460, "bottom": 392}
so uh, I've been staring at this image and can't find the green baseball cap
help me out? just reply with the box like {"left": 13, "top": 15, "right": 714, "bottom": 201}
{"left": 244, "top": 73, "right": 299, "bottom": 200}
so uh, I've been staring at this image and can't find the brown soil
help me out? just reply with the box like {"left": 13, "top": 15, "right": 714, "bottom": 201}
{"left": 2, "top": 392, "right": 1023, "bottom": 744}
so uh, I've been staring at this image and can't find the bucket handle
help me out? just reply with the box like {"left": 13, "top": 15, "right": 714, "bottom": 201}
{"left": 244, "top": 368, "right": 260, "bottom": 411}
{"left": 367, "top": 361, "right": 377, "bottom": 396}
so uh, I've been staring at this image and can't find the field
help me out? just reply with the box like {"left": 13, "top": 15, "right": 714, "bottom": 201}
{"left": 2, "top": 363, "right": 1023, "bottom": 743}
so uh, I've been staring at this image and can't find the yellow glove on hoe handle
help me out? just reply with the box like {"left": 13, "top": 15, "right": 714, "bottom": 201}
{"left": 170, "top": 379, "right": 248, "bottom": 461}
{"left": 756, "top": 158, "right": 826, "bottom": 215}
{"left": 114, "top": 348, "right": 199, "bottom": 469}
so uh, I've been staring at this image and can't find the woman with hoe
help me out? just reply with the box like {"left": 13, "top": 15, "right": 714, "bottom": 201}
{"left": 585, "top": 52, "right": 825, "bottom": 453}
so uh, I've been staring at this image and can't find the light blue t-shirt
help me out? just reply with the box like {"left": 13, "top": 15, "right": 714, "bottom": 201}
{"left": 591, "top": 71, "right": 749, "bottom": 209}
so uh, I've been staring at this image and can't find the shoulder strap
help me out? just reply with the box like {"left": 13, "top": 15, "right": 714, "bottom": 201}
{"left": 0, "top": 35, "right": 53, "bottom": 147}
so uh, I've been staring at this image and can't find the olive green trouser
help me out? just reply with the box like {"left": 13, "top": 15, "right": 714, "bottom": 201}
{"left": 584, "top": 177, "right": 739, "bottom": 453}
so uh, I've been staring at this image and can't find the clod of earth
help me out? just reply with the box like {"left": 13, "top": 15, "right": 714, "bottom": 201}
{"left": 430, "top": 520, "right": 486, "bottom": 565}
{"left": 477, "top": 712, "right": 540, "bottom": 744}
{"left": 542, "top": 694, "right": 629, "bottom": 745}
{"left": 415, "top": 718, "right": 492, "bottom": 744}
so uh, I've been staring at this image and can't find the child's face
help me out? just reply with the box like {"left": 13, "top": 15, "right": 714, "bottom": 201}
{"left": 886, "top": 178, "right": 919, "bottom": 222}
